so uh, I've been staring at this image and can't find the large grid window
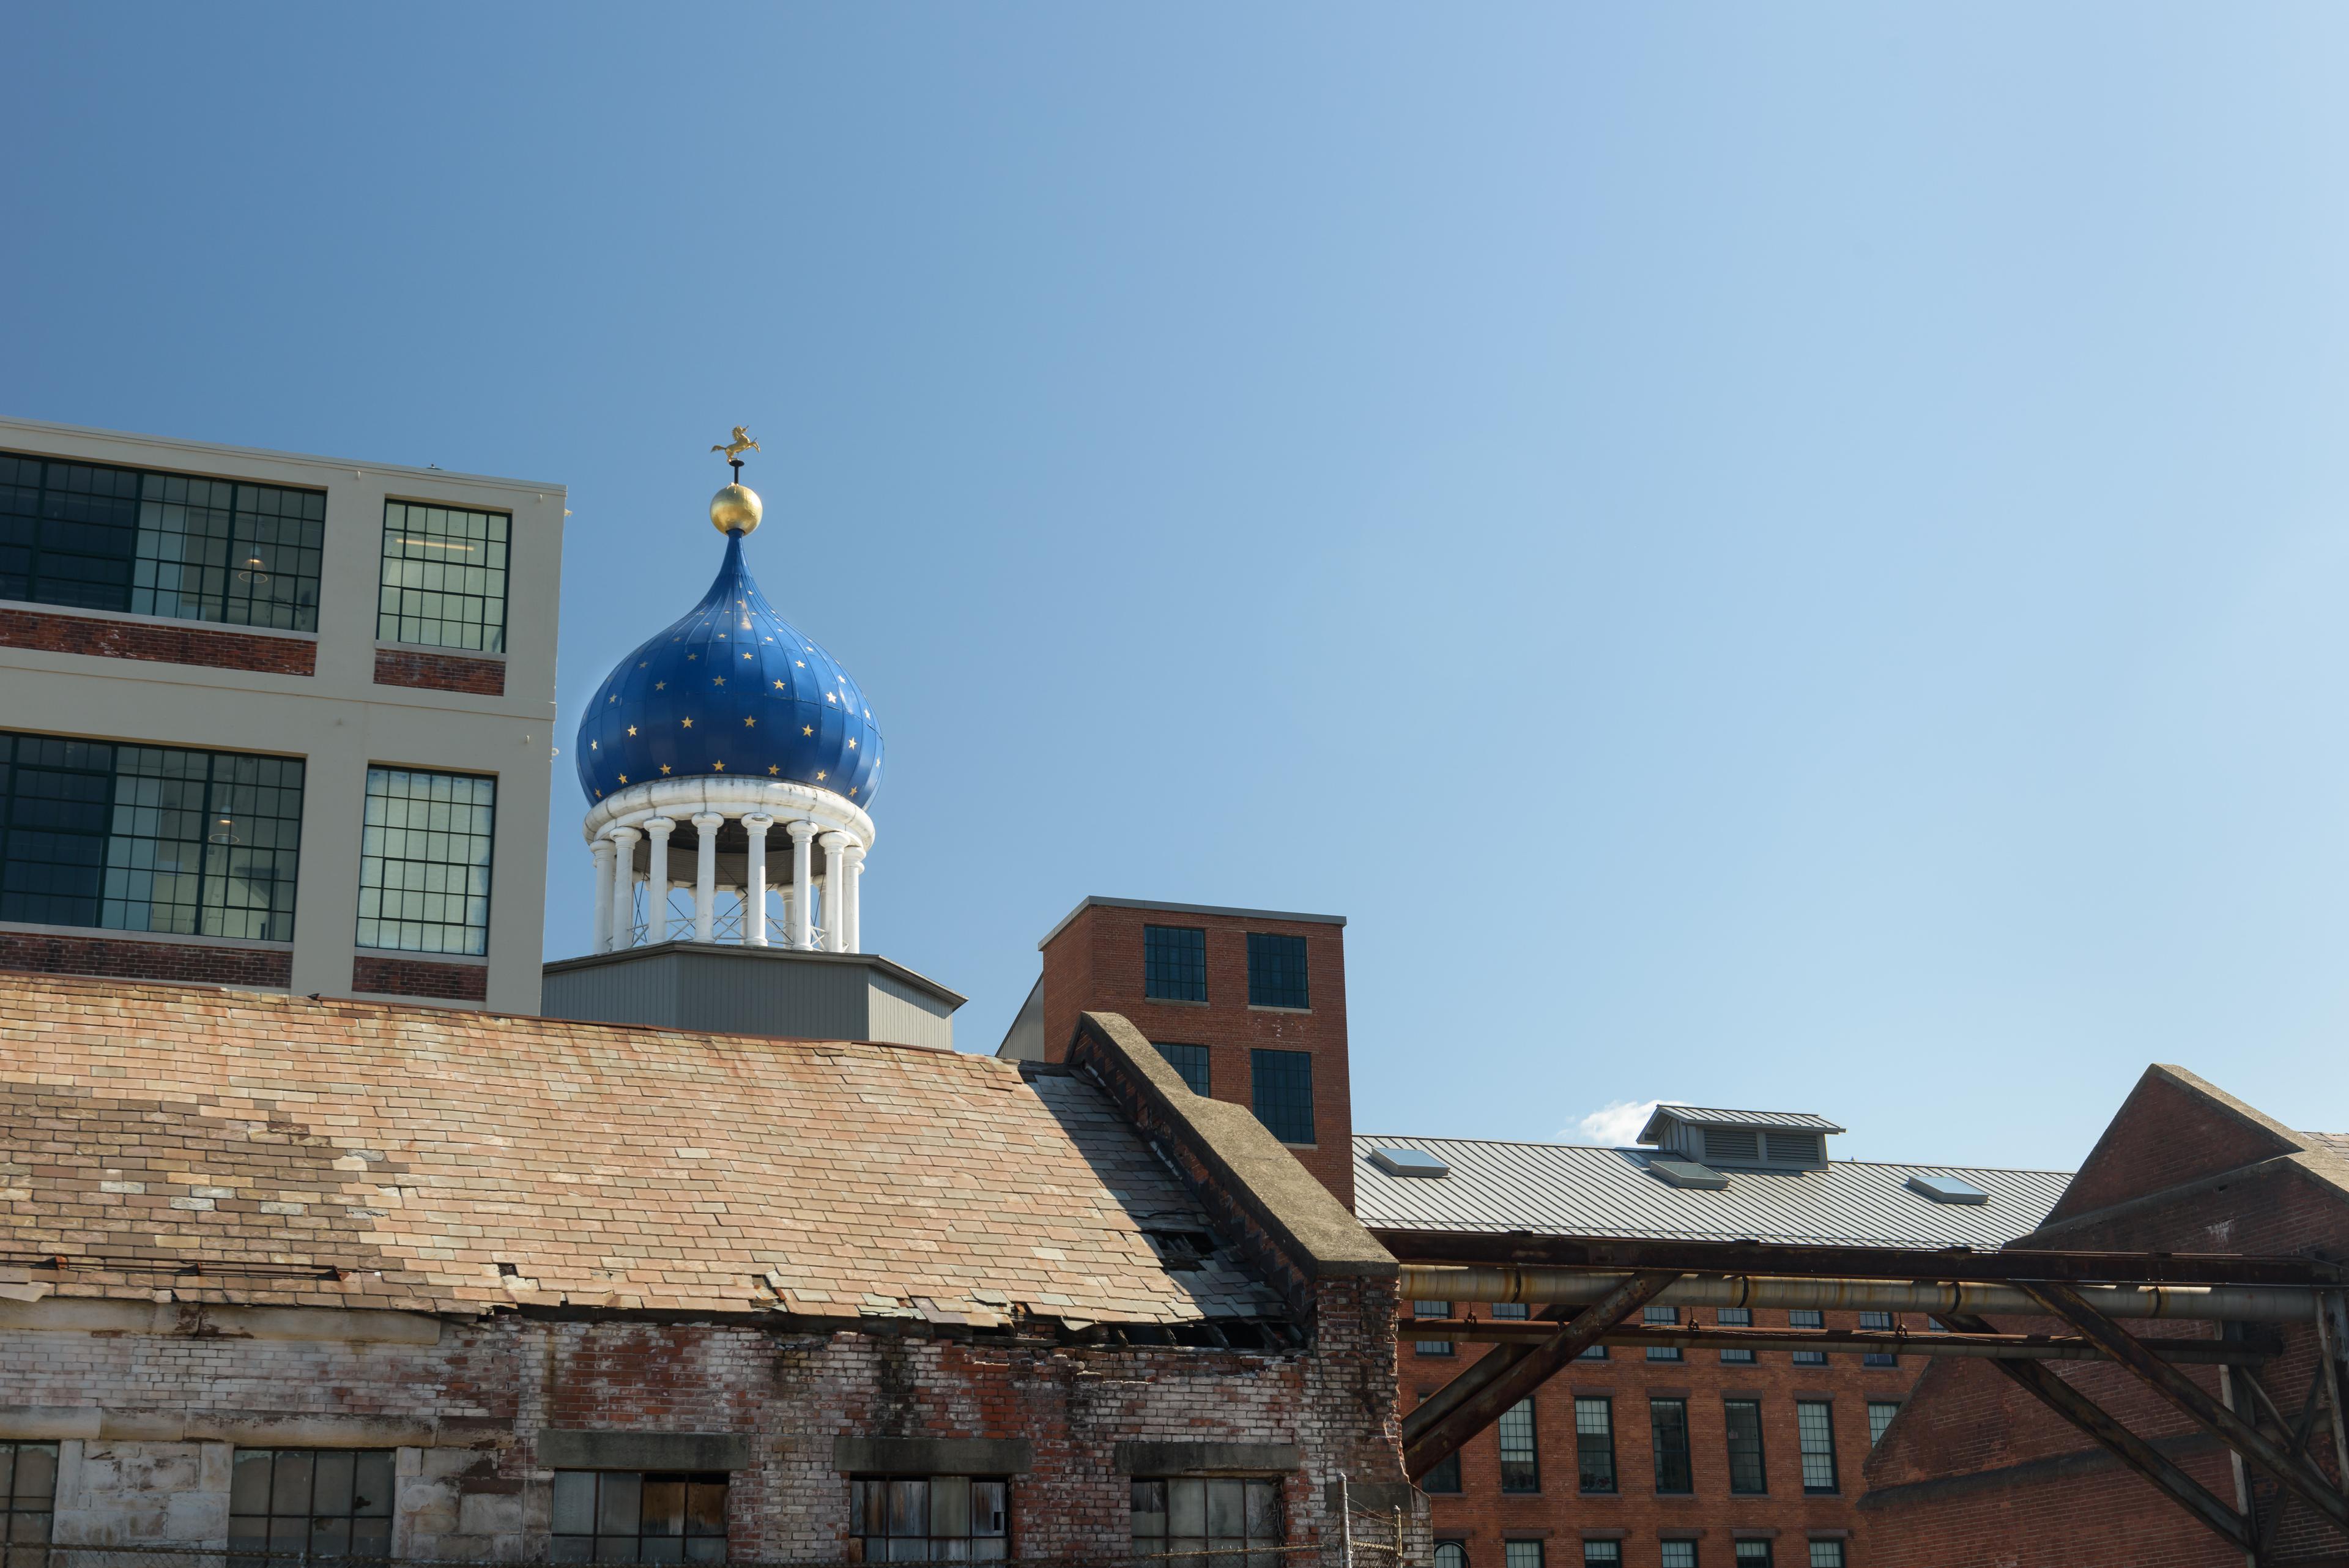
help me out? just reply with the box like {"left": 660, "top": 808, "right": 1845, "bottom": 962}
{"left": 1156, "top": 1041, "right": 1212, "bottom": 1096}
{"left": 1581, "top": 1544, "right": 1619, "bottom": 1566}
{"left": 0, "top": 732, "right": 303, "bottom": 940}
{"left": 1735, "top": 1546, "right": 1773, "bottom": 1567}
{"left": 378, "top": 500, "right": 510, "bottom": 651}
{"left": 0, "top": 451, "right": 323, "bottom": 628}
{"left": 1245, "top": 931, "right": 1309, "bottom": 1008}
{"left": 1130, "top": 1477, "right": 1277, "bottom": 1568}
{"left": 1859, "top": 1310, "right": 1898, "bottom": 1367}
{"left": 1797, "top": 1402, "right": 1839, "bottom": 1494}
{"left": 1574, "top": 1398, "right": 1616, "bottom": 1493}
{"left": 1250, "top": 1049, "right": 1315, "bottom": 1145}
{"left": 1645, "top": 1304, "right": 1682, "bottom": 1361}
{"left": 1504, "top": 1543, "right": 1544, "bottom": 1568}
{"left": 0, "top": 1442, "right": 56, "bottom": 1568}
{"left": 1497, "top": 1400, "right": 1540, "bottom": 1493}
{"left": 1807, "top": 1544, "right": 1844, "bottom": 1568}
{"left": 1414, "top": 1299, "right": 1455, "bottom": 1356}
{"left": 1650, "top": 1399, "right": 1693, "bottom": 1494}
{"left": 1789, "top": 1309, "right": 1828, "bottom": 1364}
{"left": 1867, "top": 1401, "right": 1901, "bottom": 1447}
{"left": 357, "top": 767, "right": 495, "bottom": 954}
{"left": 1661, "top": 1545, "right": 1698, "bottom": 1568}
{"left": 1718, "top": 1306, "right": 1755, "bottom": 1364}
{"left": 554, "top": 1470, "right": 728, "bottom": 1562}
{"left": 1143, "top": 924, "right": 1208, "bottom": 1001}
{"left": 229, "top": 1449, "right": 393, "bottom": 1559}
{"left": 1434, "top": 1543, "right": 1469, "bottom": 1568}
{"left": 1724, "top": 1400, "right": 1767, "bottom": 1495}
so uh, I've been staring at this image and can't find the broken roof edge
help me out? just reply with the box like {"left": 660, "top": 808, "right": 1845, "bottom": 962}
{"left": 1037, "top": 896, "right": 1347, "bottom": 951}
{"left": 1072, "top": 1011, "right": 1394, "bottom": 1284}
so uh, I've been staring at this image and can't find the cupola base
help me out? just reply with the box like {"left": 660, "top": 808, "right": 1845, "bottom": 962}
{"left": 542, "top": 942, "right": 965, "bottom": 1050}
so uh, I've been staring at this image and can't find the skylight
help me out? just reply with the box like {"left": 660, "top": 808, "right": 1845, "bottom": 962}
{"left": 1907, "top": 1173, "right": 1989, "bottom": 1205}
{"left": 1649, "top": 1157, "right": 1729, "bottom": 1191}
{"left": 1371, "top": 1147, "right": 1449, "bottom": 1179}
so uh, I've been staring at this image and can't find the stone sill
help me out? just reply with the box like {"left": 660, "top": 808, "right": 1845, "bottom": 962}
{"left": 0, "top": 918, "right": 292, "bottom": 951}
{"left": 0, "top": 596, "right": 317, "bottom": 641}
{"left": 374, "top": 640, "right": 508, "bottom": 662}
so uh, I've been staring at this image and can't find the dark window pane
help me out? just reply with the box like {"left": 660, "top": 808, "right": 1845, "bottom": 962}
{"left": 1797, "top": 1402, "right": 1839, "bottom": 1493}
{"left": 1155, "top": 1041, "right": 1211, "bottom": 1096}
{"left": 1497, "top": 1400, "right": 1540, "bottom": 1493}
{"left": 1245, "top": 931, "right": 1308, "bottom": 1008}
{"left": 1725, "top": 1401, "right": 1768, "bottom": 1495}
{"left": 1250, "top": 1049, "right": 1315, "bottom": 1145}
{"left": 1574, "top": 1398, "right": 1615, "bottom": 1493}
{"left": 1650, "top": 1400, "right": 1693, "bottom": 1494}
{"left": 1143, "top": 924, "right": 1208, "bottom": 1001}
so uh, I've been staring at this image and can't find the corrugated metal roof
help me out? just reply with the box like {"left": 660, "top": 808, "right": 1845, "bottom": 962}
{"left": 1647, "top": 1105, "right": 1847, "bottom": 1132}
{"left": 1353, "top": 1134, "right": 2070, "bottom": 1250}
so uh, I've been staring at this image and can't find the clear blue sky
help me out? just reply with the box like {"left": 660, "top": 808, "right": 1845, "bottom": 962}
{"left": 8, "top": 6, "right": 2347, "bottom": 1169}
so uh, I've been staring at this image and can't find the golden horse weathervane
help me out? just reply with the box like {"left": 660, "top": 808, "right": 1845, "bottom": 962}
{"left": 711, "top": 426, "right": 760, "bottom": 462}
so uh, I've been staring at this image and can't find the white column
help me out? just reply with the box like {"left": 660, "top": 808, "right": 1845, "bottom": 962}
{"left": 840, "top": 843, "right": 866, "bottom": 954}
{"left": 590, "top": 837, "right": 616, "bottom": 953}
{"left": 818, "top": 832, "right": 849, "bottom": 952}
{"left": 607, "top": 825, "right": 642, "bottom": 949}
{"left": 692, "top": 812, "right": 724, "bottom": 943}
{"left": 644, "top": 816, "right": 677, "bottom": 943}
{"left": 743, "top": 814, "right": 773, "bottom": 946}
{"left": 786, "top": 820, "right": 817, "bottom": 950}
{"left": 779, "top": 882, "right": 796, "bottom": 947}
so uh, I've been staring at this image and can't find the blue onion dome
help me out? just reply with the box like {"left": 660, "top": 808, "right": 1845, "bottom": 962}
{"left": 574, "top": 494, "right": 883, "bottom": 807}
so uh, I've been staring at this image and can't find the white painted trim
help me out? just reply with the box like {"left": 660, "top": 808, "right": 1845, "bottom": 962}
{"left": 0, "top": 415, "right": 565, "bottom": 499}
{"left": 583, "top": 776, "right": 875, "bottom": 850}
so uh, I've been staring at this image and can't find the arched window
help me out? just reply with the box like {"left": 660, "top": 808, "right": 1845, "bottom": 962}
{"left": 1435, "top": 1541, "right": 1470, "bottom": 1568}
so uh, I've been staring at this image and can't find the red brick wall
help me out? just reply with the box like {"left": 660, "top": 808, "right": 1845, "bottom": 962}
{"left": 0, "top": 606, "right": 315, "bottom": 674}
{"left": 0, "top": 931, "right": 291, "bottom": 988}
{"left": 352, "top": 954, "right": 490, "bottom": 1001}
{"left": 1042, "top": 903, "right": 1354, "bottom": 1208}
{"left": 374, "top": 644, "right": 507, "bottom": 695}
{"left": 1414, "top": 1306, "right": 1920, "bottom": 1564}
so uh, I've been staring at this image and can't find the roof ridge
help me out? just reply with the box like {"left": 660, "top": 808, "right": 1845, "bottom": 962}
{"left": 1353, "top": 1132, "right": 2071, "bottom": 1176}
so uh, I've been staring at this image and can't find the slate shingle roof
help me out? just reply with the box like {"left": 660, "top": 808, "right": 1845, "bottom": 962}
{"left": 0, "top": 975, "right": 1285, "bottom": 1325}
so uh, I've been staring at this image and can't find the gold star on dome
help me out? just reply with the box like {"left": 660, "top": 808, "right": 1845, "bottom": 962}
{"left": 607, "top": 694, "right": 617, "bottom": 703}
{"left": 744, "top": 716, "right": 755, "bottom": 727}
{"left": 659, "top": 764, "right": 671, "bottom": 775}
{"left": 654, "top": 681, "right": 666, "bottom": 691}
{"left": 796, "top": 660, "right": 805, "bottom": 667}
{"left": 688, "top": 653, "right": 698, "bottom": 661}
{"left": 617, "top": 774, "right": 628, "bottom": 784}
{"left": 848, "top": 786, "right": 856, "bottom": 796}
{"left": 773, "top": 680, "right": 785, "bottom": 690}
{"left": 847, "top": 738, "right": 857, "bottom": 749}
{"left": 712, "top": 760, "right": 725, "bottom": 771}
{"left": 826, "top": 693, "right": 837, "bottom": 704}
{"left": 802, "top": 725, "right": 813, "bottom": 736}
{"left": 590, "top": 740, "right": 598, "bottom": 751}
{"left": 681, "top": 717, "right": 694, "bottom": 729}
{"left": 768, "top": 765, "right": 779, "bottom": 775}
{"left": 712, "top": 676, "right": 725, "bottom": 686}
{"left": 626, "top": 725, "right": 637, "bottom": 737}
{"left": 816, "top": 770, "right": 826, "bottom": 781}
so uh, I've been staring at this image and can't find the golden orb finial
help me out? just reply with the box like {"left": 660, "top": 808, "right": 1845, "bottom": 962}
{"left": 710, "top": 481, "right": 763, "bottom": 536}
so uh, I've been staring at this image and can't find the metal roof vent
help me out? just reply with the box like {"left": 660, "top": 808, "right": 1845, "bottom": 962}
{"left": 1635, "top": 1105, "right": 1843, "bottom": 1171}
{"left": 1648, "top": 1156, "right": 1729, "bottom": 1191}
{"left": 1370, "top": 1147, "right": 1449, "bottom": 1179}
{"left": 1907, "top": 1173, "right": 1989, "bottom": 1205}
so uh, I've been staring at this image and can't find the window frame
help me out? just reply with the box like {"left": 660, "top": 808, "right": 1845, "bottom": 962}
{"left": 1787, "top": 1308, "right": 1828, "bottom": 1365}
{"left": 1644, "top": 1302, "right": 1682, "bottom": 1361}
{"left": 228, "top": 1447, "right": 395, "bottom": 1562}
{"left": 1504, "top": 1541, "right": 1545, "bottom": 1568}
{"left": 551, "top": 1468, "right": 730, "bottom": 1563}
{"left": 1141, "top": 924, "right": 1208, "bottom": 1001}
{"left": 1581, "top": 1542, "right": 1621, "bottom": 1566}
{"left": 1497, "top": 1399, "right": 1541, "bottom": 1495}
{"left": 1413, "top": 1299, "right": 1455, "bottom": 1357}
{"left": 1129, "top": 1475, "right": 1280, "bottom": 1568}
{"left": 1660, "top": 1543, "right": 1699, "bottom": 1568}
{"left": 1154, "top": 1041, "right": 1212, "bottom": 1096}
{"left": 1724, "top": 1399, "right": 1768, "bottom": 1495}
{"left": 1866, "top": 1400, "right": 1902, "bottom": 1448}
{"left": 1573, "top": 1397, "right": 1617, "bottom": 1495}
{"left": 1807, "top": 1542, "right": 1846, "bottom": 1568}
{"left": 853, "top": 1473, "right": 1010, "bottom": 1563}
{"left": 1649, "top": 1398, "right": 1693, "bottom": 1495}
{"left": 377, "top": 499, "right": 512, "bottom": 653}
{"left": 1435, "top": 1541, "right": 1471, "bottom": 1568}
{"left": 1858, "top": 1309, "right": 1898, "bottom": 1367}
{"left": 355, "top": 765, "right": 497, "bottom": 955}
{"left": 0, "top": 1441, "right": 57, "bottom": 1568}
{"left": 1796, "top": 1401, "right": 1839, "bottom": 1495}
{"left": 1244, "top": 930, "right": 1309, "bottom": 1009}
{"left": 1249, "top": 1047, "right": 1316, "bottom": 1146}
{"left": 1717, "top": 1306, "right": 1755, "bottom": 1364}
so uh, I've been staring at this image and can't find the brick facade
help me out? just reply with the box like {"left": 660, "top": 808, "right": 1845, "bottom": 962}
{"left": 0, "top": 604, "right": 315, "bottom": 674}
{"left": 374, "top": 644, "right": 507, "bottom": 695}
{"left": 352, "top": 953, "right": 491, "bottom": 1001}
{"left": 1412, "top": 1308, "right": 1918, "bottom": 1566}
{"left": 1861, "top": 1066, "right": 2349, "bottom": 1567}
{"left": 1041, "top": 901, "right": 1355, "bottom": 1208}
{"left": 0, "top": 931, "right": 292, "bottom": 989}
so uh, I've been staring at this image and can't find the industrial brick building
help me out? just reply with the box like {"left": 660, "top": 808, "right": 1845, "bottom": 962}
{"left": 0, "top": 975, "right": 1417, "bottom": 1564}
{"left": 1861, "top": 1066, "right": 2349, "bottom": 1567}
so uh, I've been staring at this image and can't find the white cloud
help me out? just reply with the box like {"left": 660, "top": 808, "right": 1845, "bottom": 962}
{"left": 1565, "top": 1098, "right": 1674, "bottom": 1147}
